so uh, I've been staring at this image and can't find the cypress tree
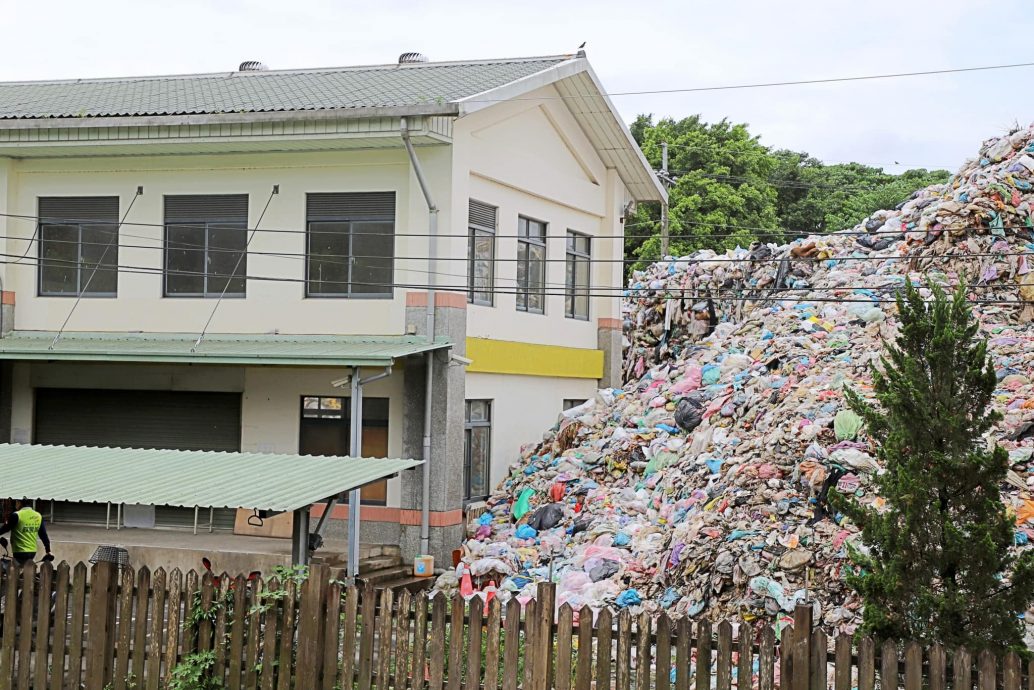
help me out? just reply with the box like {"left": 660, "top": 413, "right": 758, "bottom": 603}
{"left": 833, "top": 279, "right": 1034, "bottom": 650}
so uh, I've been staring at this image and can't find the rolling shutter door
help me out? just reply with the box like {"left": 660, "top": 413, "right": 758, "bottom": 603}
{"left": 34, "top": 388, "right": 242, "bottom": 529}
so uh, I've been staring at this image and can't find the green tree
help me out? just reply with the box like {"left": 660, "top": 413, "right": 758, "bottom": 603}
{"left": 833, "top": 280, "right": 1034, "bottom": 651}
{"left": 627, "top": 115, "right": 781, "bottom": 267}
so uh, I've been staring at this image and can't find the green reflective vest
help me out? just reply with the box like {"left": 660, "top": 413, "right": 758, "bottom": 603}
{"left": 12, "top": 506, "right": 42, "bottom": 554}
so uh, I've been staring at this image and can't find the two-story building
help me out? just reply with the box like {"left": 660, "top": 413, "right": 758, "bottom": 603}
{"left": 0, "top": 51, "right": 664, "bottom": 565}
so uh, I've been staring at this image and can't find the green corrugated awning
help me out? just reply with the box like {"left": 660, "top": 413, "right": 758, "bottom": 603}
{"left": 0, "top": 444, "right": 422, "bottom": 512}
{"left": 0, "top": 331, "right": 449, "bottom": 367}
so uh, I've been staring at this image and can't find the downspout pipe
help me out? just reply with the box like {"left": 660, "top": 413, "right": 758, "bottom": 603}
{"left": 401, "top": 116, "right": 438, "bottom": 556}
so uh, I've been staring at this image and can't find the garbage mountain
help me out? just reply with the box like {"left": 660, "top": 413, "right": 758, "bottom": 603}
{"left": 443, "top": 124, "right": 1034, "bottom": 638}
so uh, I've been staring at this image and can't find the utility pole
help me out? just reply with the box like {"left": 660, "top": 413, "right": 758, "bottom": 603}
{"left": 660, "top": 141, "right": 670, "bottom": 257}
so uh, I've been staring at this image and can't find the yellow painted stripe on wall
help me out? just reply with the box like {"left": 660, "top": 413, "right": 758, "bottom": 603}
{"left": 465, "top": 337, "right": 603, "bottom": 379}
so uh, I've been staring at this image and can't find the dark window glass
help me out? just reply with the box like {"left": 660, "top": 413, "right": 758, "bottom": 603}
{"left": 565, "top": 230, "right": 590, "bottom": 320}
{"left": 305, "top": 193, "right": 395, "bottom": 297}
{"left": 464, "top": 400, "right": 492, "bottom": 502}
{"left": 38, "top": 197, "right": 120, "bottom": 297}
{"left": 164, "top": 195, "right": 248, "bottom": 297}
{"left": 517, "top": 216, "right": 546, "bottom": 314}
{"left": 468, "top": 201, "right": 497, "bottom": 305}
{"left": 299, "top": 396, "right": 389, "bottom": 505}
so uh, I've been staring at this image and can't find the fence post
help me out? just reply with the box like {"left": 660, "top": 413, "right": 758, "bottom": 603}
{"left": 84, "top": 561, "right": 119, "bottom": 690}
{"left": 791, "top": 604, "right": 813, "bottom": 690}
{"left": 535, "top": 582, "right": 556, "bottom": 690}
{"left": 297, "top": 563, "right": 328, "bottom": 688}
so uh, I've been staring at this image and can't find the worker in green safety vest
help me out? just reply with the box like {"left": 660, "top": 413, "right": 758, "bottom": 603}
{"left": 0, "top": 498, "right": 53, "bottom": 565}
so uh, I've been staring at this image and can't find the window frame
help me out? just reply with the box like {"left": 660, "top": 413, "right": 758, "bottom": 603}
{"left": 37, "top": 197, "right": 120, "bottom": 298}
{"left": 516, "top": 215, "right": 547, "bottom": 315}
{"left": 162, "top": 195, "right": 249, "bottom": 299}
{"left": 305, "top": 195, "right": 396, "bottom": 299}
{"left": 463, "top": 399, "right": 492, "bottom": 503}
{"left": 467, "top": 200, "right": 497, "bottom": 307}
{"left": 565, "top": 230, "right": 591, "bottom": 320}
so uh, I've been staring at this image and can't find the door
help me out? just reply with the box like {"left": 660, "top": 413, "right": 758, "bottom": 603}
{"left": 299, "top": 396, "right": 389, "bottom": 504}
{"left": 33, "top": 388, "right": 243, "bottom": 528}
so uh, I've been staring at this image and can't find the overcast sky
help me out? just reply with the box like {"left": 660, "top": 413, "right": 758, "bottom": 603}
{"left": 1, "top": 0, "right": 1031, "bottom": 175}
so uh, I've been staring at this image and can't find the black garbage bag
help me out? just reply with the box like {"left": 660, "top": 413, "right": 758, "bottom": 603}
{"left": 527, "top": 503, "right": 564, "bottom": 531}
{"left": 674, "top": 397, "right": 704, "bottom": 432}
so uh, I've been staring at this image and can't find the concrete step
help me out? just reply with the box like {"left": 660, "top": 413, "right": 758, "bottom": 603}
{"left": 359, "top": 554, "right": 402, "bottom": 573}
{"left": 377, "top": 574, "right": 435, "bottom": 594}
{"left": 358, "top": 565, "right": 411, "bottom": 585}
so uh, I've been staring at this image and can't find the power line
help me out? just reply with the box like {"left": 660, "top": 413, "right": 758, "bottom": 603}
{"left": 463, "top": 60, "right": 1034, "bottom": 102}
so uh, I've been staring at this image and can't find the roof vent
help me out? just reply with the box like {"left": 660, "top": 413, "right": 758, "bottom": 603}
{"left": 238, "top": 60, "right": 268, "bottom": 72}
{"left": 398, "top": 52, "right": 429, "bottom": 65}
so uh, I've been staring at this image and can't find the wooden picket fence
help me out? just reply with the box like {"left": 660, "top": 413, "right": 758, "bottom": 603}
{"left": 2, "top": 560, "right": 1034, "bottom": 690}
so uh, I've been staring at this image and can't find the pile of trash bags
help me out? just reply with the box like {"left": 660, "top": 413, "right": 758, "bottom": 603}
{"left": 439, "top": 124, "right": 1034, "bottom": 639}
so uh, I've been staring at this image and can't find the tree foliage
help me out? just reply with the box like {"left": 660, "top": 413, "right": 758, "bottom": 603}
{"left": 626, "top": 115, "right": 950, "bottom": 271}
{"left": 831, "top": 280, "right": 1034, "bottom": 651}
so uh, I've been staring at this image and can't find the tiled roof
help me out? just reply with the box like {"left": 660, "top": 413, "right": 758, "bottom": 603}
{"left": 0, "top": 56, "right": 571, "bottom": 119}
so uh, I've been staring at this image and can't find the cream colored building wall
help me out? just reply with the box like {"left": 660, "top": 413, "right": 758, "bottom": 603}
{"left": 2, "top": 146, "right": 455, "bottom": 336}
{"left": 465, "top": 371, "right": 598, "bottom": 490}
{"left": 9, "top": 361, "right": 406, "bottom": 506}
{"left": 453, "top": 85, "right": 631, "bottom": 350}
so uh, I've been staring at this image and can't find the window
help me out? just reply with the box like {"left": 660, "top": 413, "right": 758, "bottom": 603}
{"left": 164, "top": 195, "right": 249, "bottom": 297}
{"left": 306, "top": 192, "right": 396, "bottom": 297}
{"left": 464, "top": 400, "right": 492, "bottom": 502}
{"left": 38, "top": 197, "right": 120, "bottom": 297}
{"left": 565, "top": 230, "right": 590, "bottom": 320}
{"left": 300, "top": 396, "right": 390, "bottom": 505}
{"left": 467, "top": 200, "right": 497, "bottom": 305}
{"left": 517, "top": 216, "right": 546, "bottom": 314}
{"left": 563, "top": 398, "right": 588, "bottom": 411}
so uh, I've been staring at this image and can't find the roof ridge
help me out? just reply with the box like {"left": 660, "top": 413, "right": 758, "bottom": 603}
{"left": 0, "top": 54, "right": 576, "bottom": 87}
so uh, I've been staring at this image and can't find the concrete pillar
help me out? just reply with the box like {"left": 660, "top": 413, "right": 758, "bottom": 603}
{"left": 597, "top": 317, "right": 623, "bottom": 389}
{"left": 400, "top": 291, "right": 467, "bottom": 565}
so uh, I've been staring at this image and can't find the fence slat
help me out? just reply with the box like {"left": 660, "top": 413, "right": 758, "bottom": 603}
{"left": 113, "top": 565, "right": 135, "bottom": 690}
{"left": 759, "top": 625, "right": 775, "bottom": 690}
{"left": 880, "top": 640, "right": 897, "bottom": 690}
{"left": 484, "top": 598, "right": 502, "bottom": 690}
{"left": 978, "top": 650, "right": 996, "bottom": 690}
{"left": 638, "top": 613, "right": 653, "bottom": 690}
{"left": 260, "top": 578, "right": 281, "bottom": 690}
{"left": 182, "top": 569, "right": 199, "bottom": 658}
{"left": 737, "top": 622, "right": 752, "bottom": 690}
{"left": 411, "top": 594, "right": 429, "bottom": 690}
{"left": 616, "top": 610, "right": 632, "bottom": 690}
{"left": 501, "top": 599, "right": 520, "bottom": 690}
{"left": 928, "top": 644, "right": 946, "bottom": 690}
{"left": 377, "top": 588, "right": 394, "bottom": 690}
{"left": 834, "top": 635, "right": 851, "bottom": 690}
{"left": 278, "top": 579, "right": 299, "bottom": 690}
{"left": 1027, "top": 658, "right": 1034, "bottom": 690}
{"left": 1005, "top": 652, "right": 1021, "bottom": 690}
{"left": 556, "top": 604, "right": 574, "bottom": 690}
{"left": 212, "top": 577, "right": 230, "bottom": 689}
{"left": 676, "top": 619, "right": 691, "bottom": 690}
{"left": 779, "top": 625, "right": 793, "bottom": 690}
{"left": 717, "top": 620, "right": 733, "bottom": 690}
{"left": 243, "top": 576, "right": 264, "bottom": 690}
{"left": 49, "top": 562, "right": 71, "bottom": 690}
{"left": 145, "top": 568, "right": 168, "bottom": 690}
{"left": 131, "top": 567, "right": 152, "bottom": 687}
{"left": 429, "top": 594, "right": 448, "bottom": 690}
{"left": 696, "top": 620, "right": 713, "bottom": 690}
{"left": 17, "top": 564, "right": 37, "bottom": 690}
{"left": 198, "top": 571, "right": 215, "bottom": 654}
{"left": 0, "top": 557, "right": 13, "bottom": 690}
{"left": 227, "top": 576, "right": 247, "bottom": 690}
{"left": 857, "top": 637, "right": 875, "bottom": 690}
{"left": 465, "top": 597, "right": 483, "bottom": 690}
{"left": 395, "top": 589, "right": 413, "bottom": 690}
{"left": 358, "top": 585, "right": 376, "bottom": 690}
{"left": 523, "top": 599, "right": 537, "bottom": 690}
{"left": 596, "top": 608, "right": 613, "bottom": 690}
{"left": 792, "top": 606, "right": 811, "bottom": 690}
{"left": 904, "top": 641, "right": 922, "bottom": 690}
{"left": 537, "top": 584, "right": 556, "bottom": 690}
{"left": 656, "top": 614, "right": 672, "bottom": 690}
{"left": 164, "top": 569, "right": 184, "bottom": 680}
{"left": 340, "top": 586, "right": 359, "bottom": 690}
{"left": 33, "top": 563, "right": 54, "bottom": 690}
{"left": 954, "top": 647, "right": 972, "bottom": 690}
{"left": 447, "top": 594, "right": 464, "bottom": 690}
{"left": 322, "top": 581, "right": 342, "bottom": 690}
{"left": 810, "top": 629, "right": 827, "bottom": 690}
{"left": 67, "top": 562, "right": 89, "bottom": 690}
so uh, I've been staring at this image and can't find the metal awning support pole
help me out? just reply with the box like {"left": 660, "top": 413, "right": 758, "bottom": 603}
{"left": 421, "top": 350, "right": 433, "bottom": 554}
{"left": 347, "top": 367, "right": 363, "bottom": 582}
{"left": 291, "top": 507, "right": 310, "bottom": 566}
